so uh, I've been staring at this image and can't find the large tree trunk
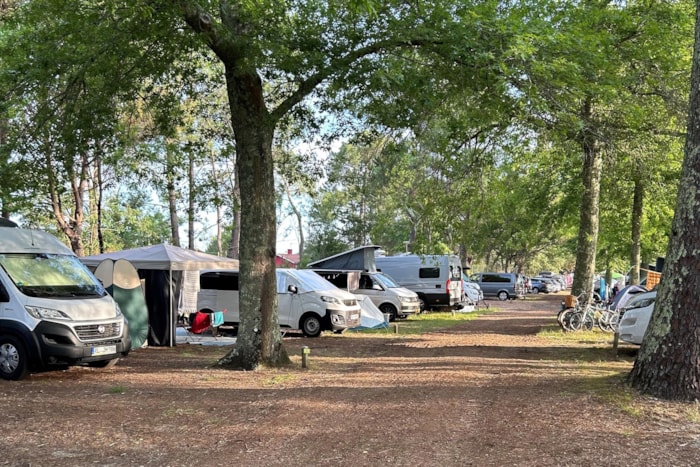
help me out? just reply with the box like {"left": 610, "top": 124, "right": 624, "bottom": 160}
{"left": 629, "top": 177, "right": 644, "bottom": 285}
{"left": 628, "top": 1, "right": 700, "bottom": 400}
{"left": 218, "top": 68, "right": 288, "bottom": 369}
{"left": 571, "top": 98, "right": 603, "bottom": 305}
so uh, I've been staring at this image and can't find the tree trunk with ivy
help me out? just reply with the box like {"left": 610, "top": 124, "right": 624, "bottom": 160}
{"left": 628, "top": 0, "right": 700, "bottom": 400}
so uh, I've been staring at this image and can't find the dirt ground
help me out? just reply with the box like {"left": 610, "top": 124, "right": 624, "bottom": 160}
{"left": 2, "top": 292, "right": 700, "bottom": 467}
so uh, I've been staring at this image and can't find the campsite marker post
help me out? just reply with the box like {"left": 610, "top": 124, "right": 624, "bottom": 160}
{"left": 301, "top": 346, "right": 310, "bottom": 369}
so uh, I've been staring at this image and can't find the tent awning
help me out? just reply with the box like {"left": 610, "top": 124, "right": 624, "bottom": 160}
{"left": 80, "top": 244, "right": 239, "bottom": 271}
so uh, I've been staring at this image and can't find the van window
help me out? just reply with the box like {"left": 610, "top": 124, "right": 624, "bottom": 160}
{"left": 482, "top": 274, "right": 511, "bottom": 283}
{"left": 419, "top": 267, "right": 440, "bottom": 279}
{"left": 199, "top": 272, "right": 239, "bottom": 291}
{"left": 0, "top": 281, "right": 8, "bottom": 302}
{"left": 321, "top": 272, "right": 349, "bottom": 289}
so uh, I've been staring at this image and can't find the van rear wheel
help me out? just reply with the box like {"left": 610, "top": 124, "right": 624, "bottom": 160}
{"left": 497, "top": 291, "right": 509, "bottom": 301}
{"left": 0, "top": 336, "right": 29, "bottom": 381}
{"left": 301, "top": 314, "right": 322, "bottom": 338}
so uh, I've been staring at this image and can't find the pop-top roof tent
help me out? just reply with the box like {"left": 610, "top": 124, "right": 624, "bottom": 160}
{"left": 81, "top": 244, "right": 239, "bottom": 347}
{"left": 307, "top": 245, "right": 382, "bottom": 272}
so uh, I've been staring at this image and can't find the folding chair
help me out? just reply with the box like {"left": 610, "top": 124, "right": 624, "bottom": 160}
{"left": 189, "top": 311, "right": 212, "bottom": 335}
{"left": 188, "top": 310, "right": 225, "bottom": 337}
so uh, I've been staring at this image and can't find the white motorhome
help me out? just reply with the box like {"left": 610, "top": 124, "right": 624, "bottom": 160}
{"left": 312, "top": 270, "right": 420, "bottom": 321}
{"left": 196, "top": 268, "right": 361, "bottom": 337}
{"left": 0, "top": 228, "right": 131, "bottom": 380}
{"left": 374, "top": 254, "right": 463, "bottom": 311}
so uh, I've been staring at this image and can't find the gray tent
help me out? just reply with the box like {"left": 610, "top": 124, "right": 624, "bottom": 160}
{"left": 81, "top": 244, "right": 239, "bottom": 346}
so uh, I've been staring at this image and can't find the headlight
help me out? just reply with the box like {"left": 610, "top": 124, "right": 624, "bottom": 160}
{"left": 115, "top": 302, "right": 123, "bottom": 317}
{"left": 398, "top": 296, "right": 414, "bottom": 303}
{"left": 25, "top": 306, "right": 71, "bottom": 320}
{"left": 321, "top": 296, "right": 341, "bottom": 304}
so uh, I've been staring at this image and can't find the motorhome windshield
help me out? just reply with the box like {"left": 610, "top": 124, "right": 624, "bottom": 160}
{"left": 374, "top": 273, "right": 400, "bottom": 288}
{"left": 0, "top": 253, "right": 106, "bottom": 298}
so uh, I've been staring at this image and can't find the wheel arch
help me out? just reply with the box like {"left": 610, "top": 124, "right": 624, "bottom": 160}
{"left": 299, "top": 311, "right": 326, "bottom": 337}
{"left": 0, "top": 320, "right": 41, "bottom": 370}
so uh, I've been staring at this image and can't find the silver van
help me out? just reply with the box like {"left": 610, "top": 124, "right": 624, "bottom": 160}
{"left": 374, "top": 254, "right": 463, "bottom": 311}
{"left": 312, "top": 270, "right": 420, "bottom": 321}
{"left": 470, "top": 272, "right": 526, "bottom": 301}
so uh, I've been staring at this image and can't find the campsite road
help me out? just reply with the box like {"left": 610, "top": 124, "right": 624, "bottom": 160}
{"left": 1, "top": 293, "right": 699, "bottom": 466}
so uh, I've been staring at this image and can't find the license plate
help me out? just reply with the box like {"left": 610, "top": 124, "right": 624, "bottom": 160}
{"left": 350, "top": 314, "right": 359, "bottom": 320}
{"left": 91, "top": 345, "right": 116, "bottom": 357}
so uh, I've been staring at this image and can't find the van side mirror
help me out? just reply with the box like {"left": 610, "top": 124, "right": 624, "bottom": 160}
{"left": 287, "top": 284, "right": 298, "bottom": 294}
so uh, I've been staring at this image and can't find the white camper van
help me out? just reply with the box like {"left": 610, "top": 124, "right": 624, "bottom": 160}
{"left": 0, "top": 228, "right": 131, "bottom": 380}
{"left": 197, "top": 268, "right": 361, "bottom": 337}
{"left": 375, "top": 254, "right": 463, "bottom": 311}
{"left": 312, "top": 270, "right": 420, "bottom": 321}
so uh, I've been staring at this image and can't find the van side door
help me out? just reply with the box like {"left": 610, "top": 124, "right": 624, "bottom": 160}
{"left": 276, "top": 271, "right": 301, "bottom": 328}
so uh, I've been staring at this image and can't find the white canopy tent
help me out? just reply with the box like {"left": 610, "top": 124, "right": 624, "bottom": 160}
{"left": 80, "top": 244, "right": 240, "bottom": 271}
{"left": 81, "top": 244, "right": 239, "bottom": 347}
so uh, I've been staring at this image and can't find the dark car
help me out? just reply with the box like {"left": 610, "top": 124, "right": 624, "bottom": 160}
{"left": 529, "top": 278, "right": 549, "bottom": 294}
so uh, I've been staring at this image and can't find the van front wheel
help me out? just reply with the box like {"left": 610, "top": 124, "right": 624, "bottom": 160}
{"left": 301, "top": 314, "right": 322, "bottom": 338}
{"left": 379, "top": 304, "right": 397, "bottom": 322}
{"left": 0, "top": 335, "right": 29, "bottom": 381}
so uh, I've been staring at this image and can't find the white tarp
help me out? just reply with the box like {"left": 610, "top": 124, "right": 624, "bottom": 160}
{"left": 352, "top": 294, "right": 388, "bottom": 330}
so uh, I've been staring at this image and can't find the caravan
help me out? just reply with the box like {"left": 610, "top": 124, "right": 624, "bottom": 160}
{"left": 0, "top": 228, "right": 131, "bottom": 380}
{"left": 374, "top": 254, "right": 463, "bottom": 311}
{"left": 197, "top": 268, "right": 361, "bottom": 337}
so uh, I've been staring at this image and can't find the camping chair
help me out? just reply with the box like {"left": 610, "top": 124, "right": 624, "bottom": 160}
{"left": 191, "top": 310, "right": 225, "bottom": 335}
{"left": 180, "top": 310, "right": 225, "bottom": 342}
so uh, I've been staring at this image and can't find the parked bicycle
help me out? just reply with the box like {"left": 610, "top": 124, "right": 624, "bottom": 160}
{"left": 558, "top": 292, "right": 618, "bottom": 333}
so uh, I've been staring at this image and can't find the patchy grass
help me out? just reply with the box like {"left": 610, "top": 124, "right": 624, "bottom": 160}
{"left": 263, "top": 373, "right": 298, "bottom": 386}
{"left": 352, "top": 307, "right": 497, "bottom": 335}
{"left": 107, "top": 385, "right": 126, "bottom": 394}
{"left": 538, "top": 324, "right": 700, "bottom": 424}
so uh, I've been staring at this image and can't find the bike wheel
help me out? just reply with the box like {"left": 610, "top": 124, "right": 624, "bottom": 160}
{"left": 568, "top": 311, "right": 583, "bottom": 331}
{"left": 598, "top": 311, "right": 614, "bottom": 332}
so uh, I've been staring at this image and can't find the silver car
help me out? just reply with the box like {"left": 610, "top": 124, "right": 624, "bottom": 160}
{"left": 617, "top": 290, "right": 657, "bottom": 345}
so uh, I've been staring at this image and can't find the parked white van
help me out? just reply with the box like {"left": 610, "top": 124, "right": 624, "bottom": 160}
{"left": 0, "top": 228, "right": 131, "bottom": 380}
{"left": 374, "top": 254, "right": 463, "bottom": 311}
{"left": 312, "top": 269, "right": 420, "bottom": 321}
{"left": 197, "top": 268, "right": 361, "bottom": 337}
